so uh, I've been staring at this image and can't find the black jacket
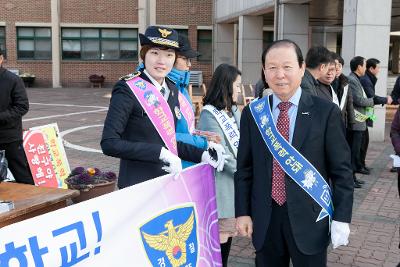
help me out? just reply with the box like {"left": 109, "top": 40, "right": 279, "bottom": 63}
{"left": 332, "top": 74, "right": 356, "bottom": 128}
{"left": 235, "top": 92, "right": 354, "bottom": 254}
{"left": 359, "top": 71, "right": 387, "bottom": 105}
{"left": 101, "top": 72, "right": 204, "bottom": 188}
{"left": 360, "top": 71, "right": 387, "bottom": 127}
{"left": 0, "top": 67, "right": 29, "bottom": 143}
{"left": 391, "top": 76, "right": 400, "bottom": 105}
{"left": 300, "top": 69, "right": 319, "bottom": 96}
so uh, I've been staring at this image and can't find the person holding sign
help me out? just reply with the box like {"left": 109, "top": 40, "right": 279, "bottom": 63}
{"left": 234, "top": 40, "right": 354, "bottom": 266}
{"left": 101, "top": 26, "right": 227, "bottom": 188}
{"left": 198, "top": 63, "right": 242, "bottom": 266}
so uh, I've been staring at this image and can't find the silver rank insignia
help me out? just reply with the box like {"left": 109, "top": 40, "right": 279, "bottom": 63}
{"left": 175, "top": 106, "right": 182, "bottom": 119}
{"left": 120, "top": 71, "right": 141, "bottom": 81}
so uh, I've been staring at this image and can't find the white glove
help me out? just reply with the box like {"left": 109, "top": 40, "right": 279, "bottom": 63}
{"left": 331, "top": 220, "right": 350, "bottom": 249}
{"left": 208, "top": 141, "right": 230, "bottom": 171}
{"left": 201, "top": 146, "right": 229, "bottom": 172}
{"left": 159, "top": 147, "right": 182, "bottom": 174}
{"left": 208, "top": 141, "right": 226, "bottom": 154}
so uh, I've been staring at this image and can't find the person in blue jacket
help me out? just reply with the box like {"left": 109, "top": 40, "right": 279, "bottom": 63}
{"left": 168, "top": 35, "right": 208, "bottom": 168}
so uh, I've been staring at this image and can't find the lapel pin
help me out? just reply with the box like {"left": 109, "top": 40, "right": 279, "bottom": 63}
{"left": 302, "top": 112, "right": 310, "bottom": 115}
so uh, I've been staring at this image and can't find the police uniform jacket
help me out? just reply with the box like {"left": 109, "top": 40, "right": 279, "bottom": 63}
{"left": 101, "top": 71, "right": 204, "bottom": 188}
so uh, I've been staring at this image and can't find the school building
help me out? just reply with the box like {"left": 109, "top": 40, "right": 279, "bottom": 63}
{"left": 0, "top": 0, "right": 213, "bottom": 88}
{"left": 1, "top": 0, "right": 399, "bottom": 140}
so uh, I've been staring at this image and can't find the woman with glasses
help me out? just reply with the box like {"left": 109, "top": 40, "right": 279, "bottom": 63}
{"left": 198, "top": 63, "right": 242, "bottom": 266}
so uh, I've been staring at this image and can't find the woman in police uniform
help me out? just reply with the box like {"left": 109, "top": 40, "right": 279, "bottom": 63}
{"left": 101, "top": 26, "right": 224, "bottom": 188}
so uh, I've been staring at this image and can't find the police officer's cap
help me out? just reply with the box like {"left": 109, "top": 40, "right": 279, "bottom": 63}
{"left": 139, "top": 26, "right": 179, "bottom": 49}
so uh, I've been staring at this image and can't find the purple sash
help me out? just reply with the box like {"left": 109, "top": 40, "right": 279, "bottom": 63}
{"left": 126, "top": 77, "right": 178, "bottom": 155}
{"left": 178, "top": 92, "right": 195, "bottom": 134}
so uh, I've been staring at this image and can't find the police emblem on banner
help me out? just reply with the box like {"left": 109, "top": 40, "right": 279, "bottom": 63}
{"left": 135, "top": 79, "right": 147, "bottom": 90}
{"left": 140, "top": 205, "right": 199, "bottom": 267}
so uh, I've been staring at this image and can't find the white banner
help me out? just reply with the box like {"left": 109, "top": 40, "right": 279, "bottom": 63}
{"left": 0, "top": 164, "right": 221, "bottom": 266}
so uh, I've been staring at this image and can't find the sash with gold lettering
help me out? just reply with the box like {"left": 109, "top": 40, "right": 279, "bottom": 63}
{"left": 178, "top": 92, "right": 195, "bottom": 134}
{"left": 249, "top": 96, "right": 333, "bottom": 223}
{"left": 126, "top": 77, "right": 178, "bottom": 155}
{"left": 203, "top": 105, "right": 240, "bottom": 157}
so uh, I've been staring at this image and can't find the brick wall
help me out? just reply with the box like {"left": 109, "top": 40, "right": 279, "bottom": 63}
{"left": 61, "top": 61, "right": 137, "bottom": 88}
{"left": 156, "top": 1, "right": 213, "bottom": 86}
{"left": 60, "top": 0, "right": 138, "bottom": 24}
{"left": 1, "top": 0, "right": 213, "bottom": 88}
{"left": 1, "top": 0, "right": 51, "bottom": 23}
{"left": 187, "top": 26, "right": 213, "bottom": 87}
{"left": 1, "top": 0, "right": 52, "bottom": 87}
{"left": 156, "top": 0, "right": 212, "bottom": 26}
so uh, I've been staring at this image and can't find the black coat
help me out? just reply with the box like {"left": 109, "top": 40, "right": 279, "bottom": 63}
{"left": 318, "top": 77, "right": 355, "bottom": 129}
{"left": 360, "top": 71, "right": 387, "bottom": 127}
{"left": 234, "top": 92, "right": 354, "bottom": 254}
{"left": 336, "top": 74, "right": 356, "bottom": 128}
{"left": 300, "top": 69, "right": 319, "bottom": 96}
{"left": 391, "top": 76, "right": 400, "bottom": 105}
{"left": 0, "top": 67, "right": 29, "bottom": 143}
{"left": 101, "top": 72, "right": 204, "bottom": 188}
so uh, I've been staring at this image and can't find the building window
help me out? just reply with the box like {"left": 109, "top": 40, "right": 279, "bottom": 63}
{"left": 61, "top": 28, "right": 138, "bottom": 61}
{"left": 263, "top": 31, "right": 274, "bottom": 51}
{"left": 0, "top": 27, "right": 5, "bottom": 57}
{"left": 197, "top": 30, "right": 212, "bottom": 62}
{"left": 17, "top": 27, "right": 51, "bottom": 60}
{"left": 175, "top": 29, "right": 188, "bottom": 39}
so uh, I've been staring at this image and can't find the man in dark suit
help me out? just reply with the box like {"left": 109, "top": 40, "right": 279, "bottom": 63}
{"left": 235, "top": 40, "right": 354, "bottom": 266}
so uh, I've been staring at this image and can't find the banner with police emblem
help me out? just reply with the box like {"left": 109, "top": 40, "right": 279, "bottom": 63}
{"left": 0, "top": 164, "right": 221, "bottom": 266}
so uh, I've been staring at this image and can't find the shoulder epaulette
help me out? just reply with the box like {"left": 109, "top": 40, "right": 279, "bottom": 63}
{"left": 120, "top": 71, "right": 141, "bottom": 81}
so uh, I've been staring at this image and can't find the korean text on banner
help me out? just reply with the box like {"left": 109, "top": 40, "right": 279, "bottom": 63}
{"left": 23, "top": 123, "right": 70, "bottom": 188}
{"left": 0, "top": 164, "right": 222, "bottom": 266}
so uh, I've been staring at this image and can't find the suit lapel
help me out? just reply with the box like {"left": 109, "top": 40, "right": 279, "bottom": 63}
{"left": 292, "top": 92, "right": 313, "bottom": 150}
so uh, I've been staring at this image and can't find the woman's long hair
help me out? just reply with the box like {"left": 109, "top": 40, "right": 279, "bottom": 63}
{"left": 203, "top": 64, "right": 241, "bottom": 112}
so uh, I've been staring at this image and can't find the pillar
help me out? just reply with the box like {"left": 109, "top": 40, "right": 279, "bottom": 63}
{"left": 238, "top": 15, "right": 263, "bottom": 85}
{"left": 213, "top": 23, "right": 235, "bottom": 68}
{"left": 51, "top": 0, "right": 61, "bottom": 88}
{"left": 276, "top": 3, "right": 309, "bottom": 55}
{"left": 342, "top": 0, "right": 392, "bottom": 141}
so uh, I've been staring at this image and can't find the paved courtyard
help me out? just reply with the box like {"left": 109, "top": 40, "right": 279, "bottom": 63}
{"left": 23, "top": 87, "right": 399, "bottom": 267}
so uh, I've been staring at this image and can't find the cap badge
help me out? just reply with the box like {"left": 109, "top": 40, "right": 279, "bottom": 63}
{"left": 158, "top": 28, "right": 172, "bottom": 38}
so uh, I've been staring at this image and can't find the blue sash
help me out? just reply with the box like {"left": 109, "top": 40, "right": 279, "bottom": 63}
{"left": 249, "top": 96, "right": 333, "bottom": 223}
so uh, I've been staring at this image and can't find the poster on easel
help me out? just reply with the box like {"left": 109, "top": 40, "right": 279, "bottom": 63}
{"left": 23, "top": 123, "right": 70, "bottom": 188}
